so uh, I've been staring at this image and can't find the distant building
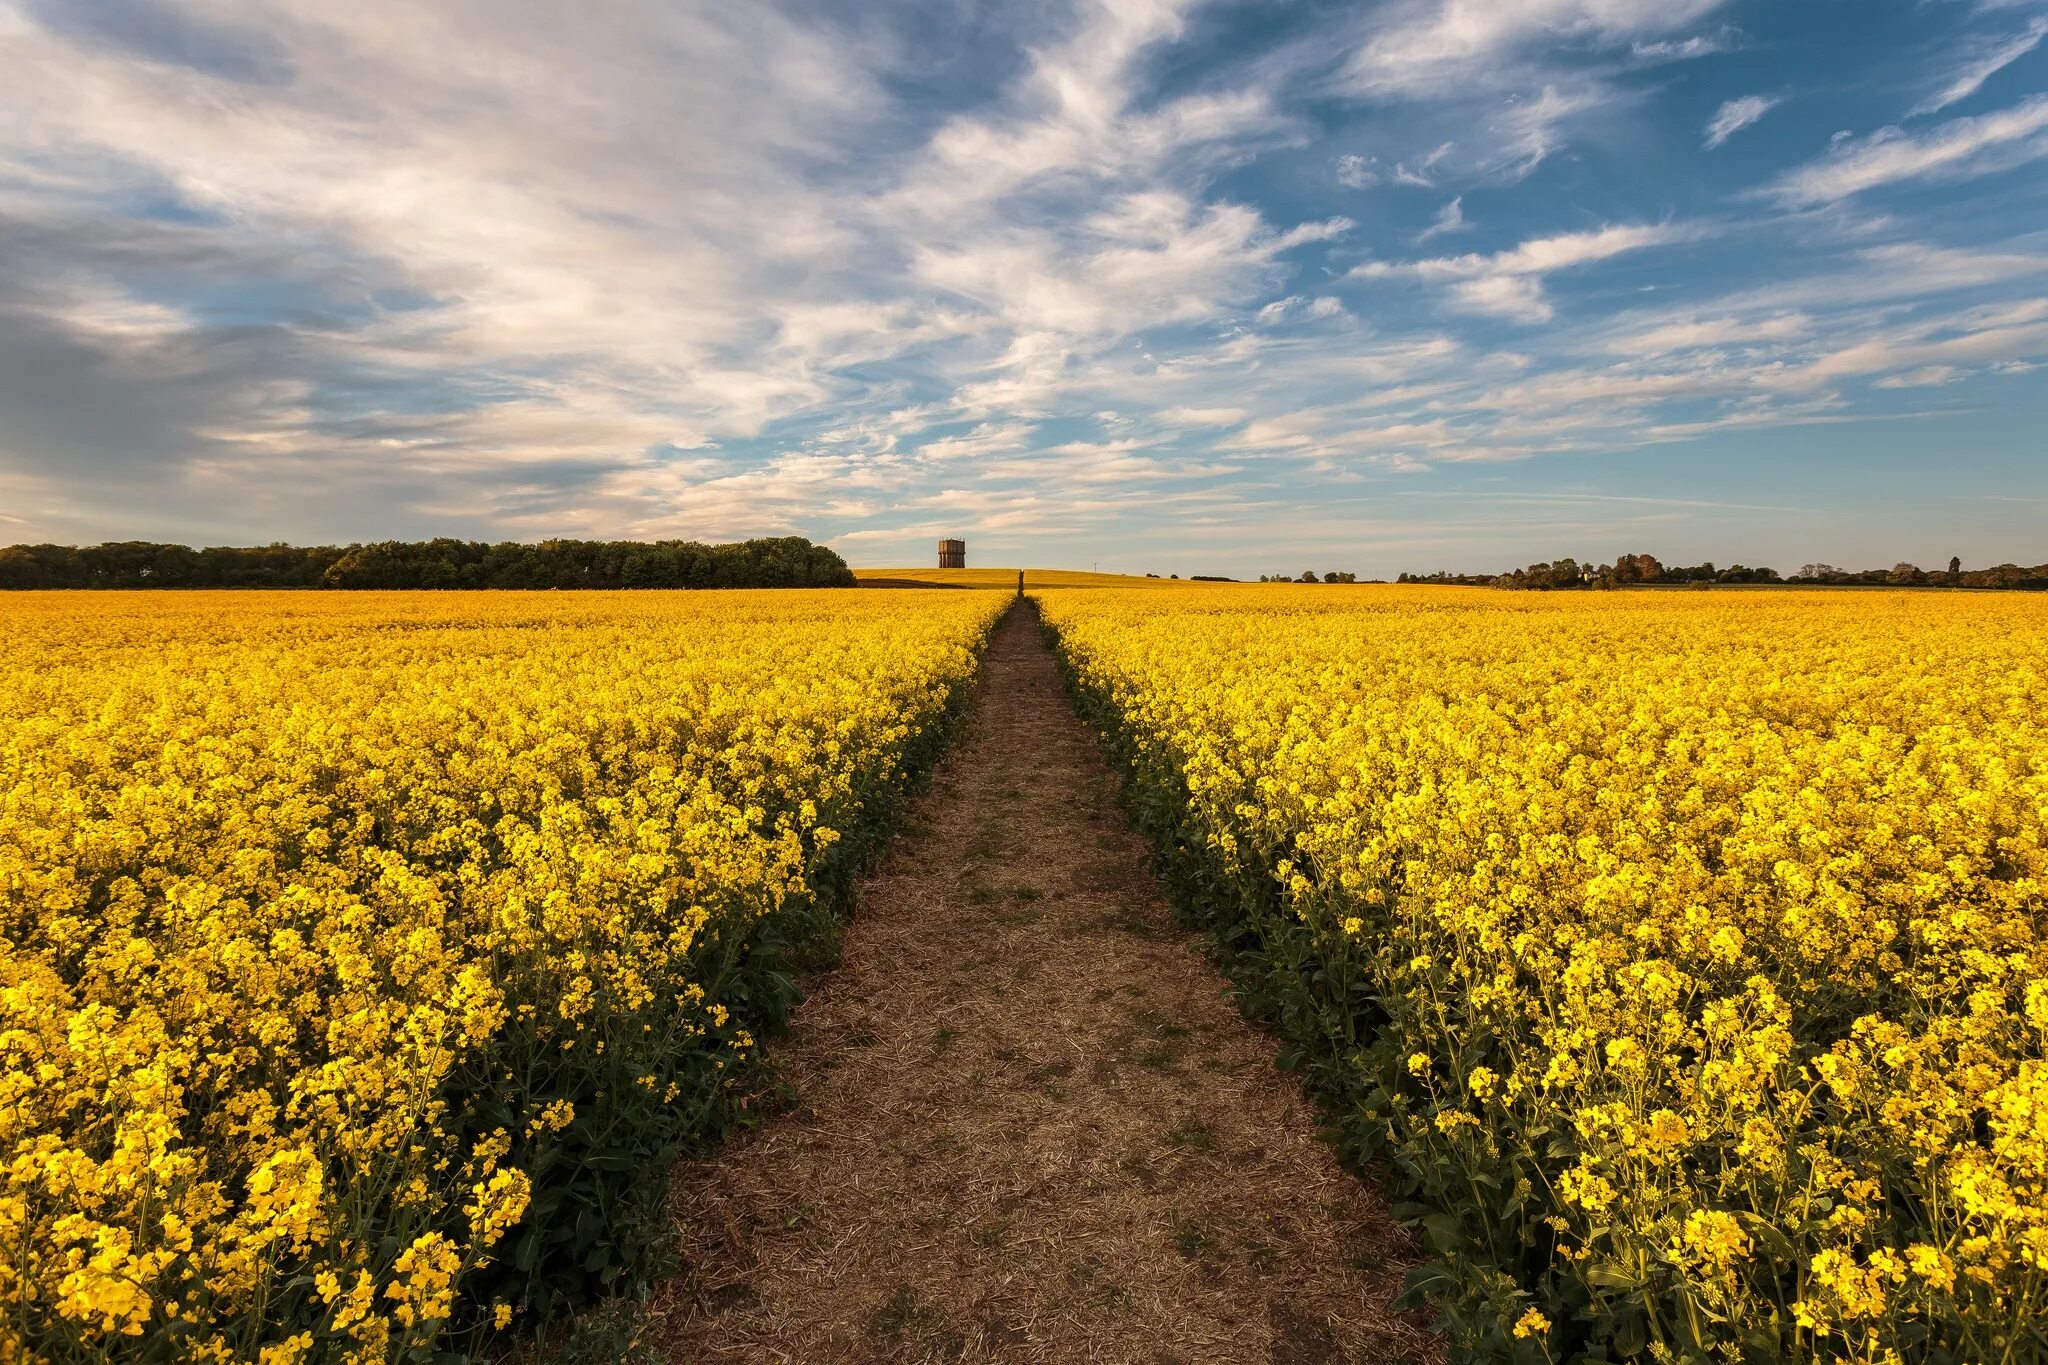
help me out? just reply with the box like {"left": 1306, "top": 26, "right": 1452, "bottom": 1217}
{"left": 938, "top": 538, "right": 966, "bottom": 569}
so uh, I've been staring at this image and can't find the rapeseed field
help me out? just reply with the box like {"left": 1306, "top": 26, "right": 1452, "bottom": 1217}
{"left": 1041, "top": 585, "right": 2048, "bottom": 1364}
{"left": 0, "top": 589, "right": 1000, "bottom": 1361}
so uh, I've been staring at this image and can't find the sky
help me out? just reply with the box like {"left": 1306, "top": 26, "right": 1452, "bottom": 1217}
{"left": 2, "top": 0, "right": 2046, "bottom": 577}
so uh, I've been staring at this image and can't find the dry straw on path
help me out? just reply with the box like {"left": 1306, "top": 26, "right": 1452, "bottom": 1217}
{"left": 650, "top": 602, "right": 1437, "bottom": 1363}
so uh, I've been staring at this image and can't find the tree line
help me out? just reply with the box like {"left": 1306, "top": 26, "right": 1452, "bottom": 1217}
{"left": 0, "top": 537, "right": 857, "bottom": 590}
{"left": 1397, "top": 552, "right": 2048, "bottom": 591}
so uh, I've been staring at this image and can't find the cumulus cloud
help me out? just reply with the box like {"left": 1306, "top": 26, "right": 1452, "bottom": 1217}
{"left": 1704, "top": 95, "right": 1779, "bottom": 149}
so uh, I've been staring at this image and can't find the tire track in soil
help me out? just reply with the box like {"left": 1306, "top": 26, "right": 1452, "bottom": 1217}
{"left": 649, "top": 600, "right": 1439, "bottom": 1363}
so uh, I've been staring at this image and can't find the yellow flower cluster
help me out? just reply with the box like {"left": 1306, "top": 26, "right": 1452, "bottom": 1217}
{"left": 1, "top": 588, "right": 1000, "bottom": 1360}
{"left": 1042, "top": 585, "right": 2048, "bottom": 1362}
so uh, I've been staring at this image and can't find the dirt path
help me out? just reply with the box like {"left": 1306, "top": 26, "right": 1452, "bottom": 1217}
{"left": 650, "top": 602, "right": 1436, "bottom": 1364}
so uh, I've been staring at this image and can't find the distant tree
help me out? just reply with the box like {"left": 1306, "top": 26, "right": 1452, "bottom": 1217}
{"left": 0, "top": 546, "right": 58, "bottom": 589}
{"left": 1612, "top": 552, "right": 1663, "bottom": 584}
{"left": 1399, "top": 568, "right": 1497, "bottom": 585}
{"left": 0, "top": 536, "right": 853, "bottom": 590}
{"left": 1387, "top": 552, "right": 2047, "bottom": 594}
{"left": 1299, "top": 570, "right": 1320, "bottom": 583}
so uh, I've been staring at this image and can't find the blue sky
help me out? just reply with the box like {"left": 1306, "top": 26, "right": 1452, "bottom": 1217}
{"left": 1, "top": 0, "right": 2045, "bottom": 577}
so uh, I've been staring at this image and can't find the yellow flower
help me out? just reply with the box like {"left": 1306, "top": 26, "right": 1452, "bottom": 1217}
{"left": 385, "top": 1232, "right": 462, "bottom": 1328}
{"left": 1674, "top": 1209, "right": 1749, "bottom": 1273}
{"left": 1034, "top": 583, "right": 2048, "bottom": 1362}
{"left": 1643, "top": 1109, "right": 1691, "bottom": 1152}
{"left": 465, "top": 1168, "right": 532, "bottom": 1248}
{"left": 0, "top": 588, "right": 1004, "bottom": 1357}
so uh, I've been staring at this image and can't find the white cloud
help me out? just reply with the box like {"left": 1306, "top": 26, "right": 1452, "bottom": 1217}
{"left": 1418, "top": 196, "right": 1470, "bottom": 242}
{"left": 1704, "top": 95, "right": 1779, "bottom": 149}
{"left": 1335, "top": 153, "right": 1378, "bottom": 187}
{"left": 0, "top": 0, "right": 913, "bottom": 473}
{"left": 1452, "top": 274, "right": 1555, "bottom": 321}
{"left": 1275, "top": 216, "right": 1358, "bottom": 249}
{"left": 1632, "top": 31, "right": 1739, "bottom": 62}
{"left": 1875, "top": 365, "right": 1964, "bottom": 387}
{"left": 1256, "top": 293, "right": 1350, "bottom": 325}
{"left": 1326, "top": 3, "right": 1719, "bottom": 186}
{"left": 912, "top": 421, "right": 1037, "bottom": 461}
{"left": 1911, "top": 18, "right": 2048, "bottom": 117}
{"left": 1391, "top": 143, "right": 1454, "bottom": 187}
{"left": 917, "top": 193, "right": 1349, "bottom": 337}
{"left": 1338, "top": 0, "right": 1726, "bottom": 96}
{"left": 1718, "top": 242, "right": 2048, "bottom": 312}
{"left": 1155, "top": 406, "right": 1247, "bottom": 426}
{"left": 1767, "top": 94, "right": 2048, "bottom": 204}
{"left": 1356, "top": 222, "right": 1685, "bottom": 282}
{"left": 1604, "top": 312, "right": 1812, "bottom": 354}
{"left": 1759, "top": 297, "right": 2048, "bottom": 391}
{"left": 1352, "top": 223, "right": 1688, "bottom": 318}
{"left": 1490, "top": 83, "right": 1609, "bottom": 178}
{"left": 4, "top": 0, "right": 2046, "bottom": 566}
{"left": 1256, "top": 296, "right": 1301, "bottom": 325}
{"left": 892, "top": 0, "right": 1298, "bottom": 221}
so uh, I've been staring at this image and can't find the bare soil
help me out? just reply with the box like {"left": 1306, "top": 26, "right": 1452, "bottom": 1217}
{"left": 649, "top": 601, "right": 1437, "bottom": 1363}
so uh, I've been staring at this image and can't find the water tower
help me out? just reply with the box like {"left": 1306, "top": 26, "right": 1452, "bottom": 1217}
{"left": 938, "top": 538, "right": 966, "bottom": 569}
